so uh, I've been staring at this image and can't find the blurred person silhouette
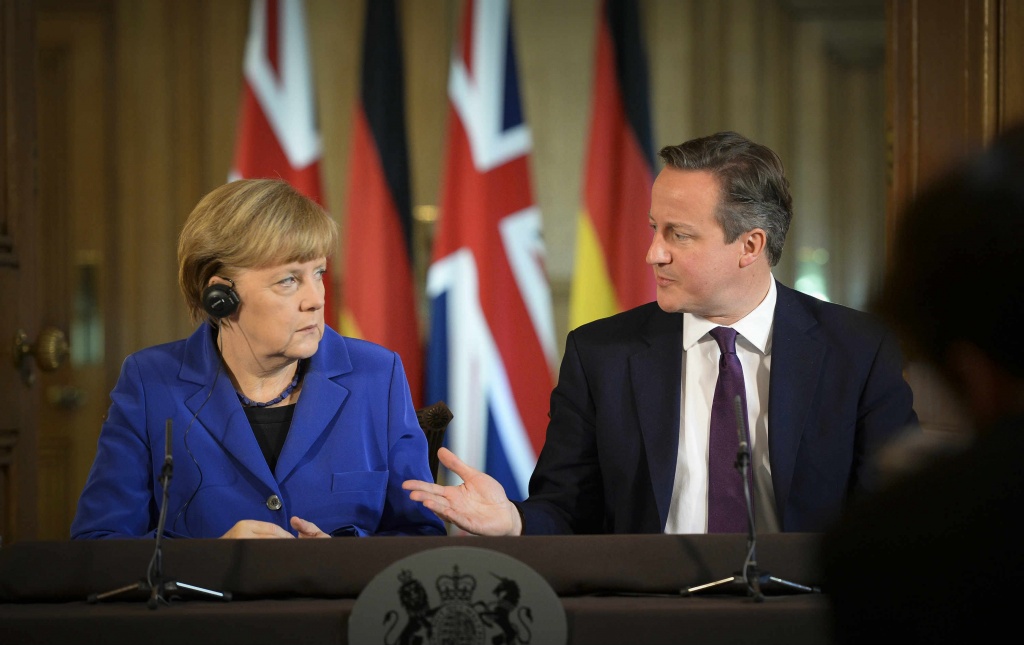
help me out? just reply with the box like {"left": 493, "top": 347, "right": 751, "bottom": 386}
{"left": 72, "top": 178, "right": 444, "bottom": 539}
{"left": 405, "top": 131, "right": 917, "bottom": 536}
{"left": 820, "top": 124, "right": 1024, "bottom": 643}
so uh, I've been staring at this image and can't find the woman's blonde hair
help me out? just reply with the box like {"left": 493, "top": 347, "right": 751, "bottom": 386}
{"left": 177, "top": 178, "right": 339, "bottom": 324}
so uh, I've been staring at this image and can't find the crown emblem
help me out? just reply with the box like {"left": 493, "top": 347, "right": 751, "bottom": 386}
{"left": 436, "top": 565, "right": 476, "bottom": 602}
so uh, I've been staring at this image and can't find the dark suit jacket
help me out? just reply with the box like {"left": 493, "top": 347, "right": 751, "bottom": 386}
{"left": 519, "top": 281, "right": 918, "bottom": 534}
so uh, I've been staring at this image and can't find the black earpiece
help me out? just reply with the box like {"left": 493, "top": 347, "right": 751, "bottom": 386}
{"left": 201, "top": 277, "right": 240, "bottom": 318}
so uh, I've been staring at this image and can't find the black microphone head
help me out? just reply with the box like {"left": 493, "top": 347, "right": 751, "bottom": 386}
{"left": 733, "top": 395, "right": 749, "bottom": 451}
{"left": 164, "top": 418, "right": 173, "bottom": 466}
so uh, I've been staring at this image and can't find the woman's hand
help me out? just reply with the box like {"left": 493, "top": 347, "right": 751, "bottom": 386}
{"left": 219, "top": 517, "right": 330, "bottom": 538}
{"left": 219, "top": 519, "right": 296, "bottom": 539}
{"left": 290, "top": 516, "right": 330, "bottom": 538}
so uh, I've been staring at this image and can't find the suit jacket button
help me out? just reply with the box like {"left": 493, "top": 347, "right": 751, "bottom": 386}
{"left": 266, "top": 494, "right": 282, "bottom": 511}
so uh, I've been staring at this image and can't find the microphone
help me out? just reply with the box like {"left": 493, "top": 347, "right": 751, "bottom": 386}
{"left": 87, "top": 418, "right": 230, "bottom": 605}
{"left": 685, "top": 396, "right": 820, "bottom": 598}
{"left": 732, "top": 395, "right": 763, "bottom": 601}
{"left": 163, "top": 418, "right": 173, "bottom": 470}
{"left": 148, "top": 418, "right": 175, "bottom": 608}
{"left": 733, "top": 395, "right": 750, "bottom": 467}
{"left": 733, "top": 395, "right": 819, "bottom": 598}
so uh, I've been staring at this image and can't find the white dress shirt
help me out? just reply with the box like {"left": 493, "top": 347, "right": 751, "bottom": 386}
{"left": 665, "top": 278, "right": 781, "bottom": 534}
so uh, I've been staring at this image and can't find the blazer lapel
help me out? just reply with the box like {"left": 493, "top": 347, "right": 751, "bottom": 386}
{"left": 767, "top": 283, "right": 824, "bottom": 519}
{"left": 631, "top": 307, "right": 684, "bottom": 530}
{"left": 180, "top": 325, "right": 276, "bottom": 488}
{"left": 274, "top": 330, "right": 350, "bottom": 482}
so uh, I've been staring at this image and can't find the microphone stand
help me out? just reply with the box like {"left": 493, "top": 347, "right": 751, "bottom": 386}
{"left": 88, "top": 419, "right": 231, "bottom": 608}
{"left": 683, "top": 397, "right": 820, "bottom": 599}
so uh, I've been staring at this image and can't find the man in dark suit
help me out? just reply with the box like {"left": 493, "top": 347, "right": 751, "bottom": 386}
{"left": 404, "top": 131, "right": 917, "bottom": 535}
{"left": 820, "top": 125, "right": 1024, "bottom": 643}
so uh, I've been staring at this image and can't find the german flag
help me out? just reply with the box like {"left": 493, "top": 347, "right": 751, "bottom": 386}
{"left": 340, "top": 0, "right": 423, "bottom": 404}
{"left": 569, "top": 0, "right": 656, "bottom": 329}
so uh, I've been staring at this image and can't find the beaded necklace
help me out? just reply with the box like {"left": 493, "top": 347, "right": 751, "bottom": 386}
{"left": 237, "top": 361, "right": 304, "bottom": 408}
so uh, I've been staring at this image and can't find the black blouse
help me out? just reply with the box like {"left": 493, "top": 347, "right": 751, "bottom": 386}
{"left": 243, "top": 404, "right": 294, "bottom": 473}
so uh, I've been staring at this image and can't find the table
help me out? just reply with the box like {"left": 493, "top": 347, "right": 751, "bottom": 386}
{"left": 0, "top": 533, "right": 834, "bottom": 644}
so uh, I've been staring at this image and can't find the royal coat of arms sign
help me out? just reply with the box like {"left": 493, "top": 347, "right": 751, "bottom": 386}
{"left": 348, "top": 546, "right": 567, "bottom": 645}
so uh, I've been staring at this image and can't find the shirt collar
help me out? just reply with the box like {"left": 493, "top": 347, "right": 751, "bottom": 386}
{"left": 682, "top": 276, "right": 777, "bottom": 354}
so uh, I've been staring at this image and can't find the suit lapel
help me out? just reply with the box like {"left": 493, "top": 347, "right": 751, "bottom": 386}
{"left": 178, "top": 325, "right": 352, "bottom": 488}
{"left": 274, "top": 330, "right": 350, "bottom": 482}
{"left": 180, "top": 325, "right": 276, "bottom": 489}
{"left": 768, "top": 282, "right": 824, "bottom": 518}
{"left": 631, "top": 306, "right": 684, "bottom": 530}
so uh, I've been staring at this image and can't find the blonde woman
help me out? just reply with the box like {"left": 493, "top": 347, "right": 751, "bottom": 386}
{"left": 73, "top": 179, "right": 443, "bottom": 539}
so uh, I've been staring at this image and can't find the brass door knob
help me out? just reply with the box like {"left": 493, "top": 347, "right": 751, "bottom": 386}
{"left": 12, "top": 327, "right": 70, "bottom": 386}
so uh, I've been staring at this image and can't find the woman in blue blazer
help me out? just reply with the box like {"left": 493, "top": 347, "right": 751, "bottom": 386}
{"left": 71, "top": 179, "right": 444, "bottom": 539}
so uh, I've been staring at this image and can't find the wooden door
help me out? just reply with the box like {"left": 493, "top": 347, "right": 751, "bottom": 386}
{"left": 1, "top": 0, "right": 41, "bottom": 545}
{"left": 34, "top": 4, "right": 116, "bottom": 540}
{"left": 1, "top": 0, "right": 117, "bottom": 544}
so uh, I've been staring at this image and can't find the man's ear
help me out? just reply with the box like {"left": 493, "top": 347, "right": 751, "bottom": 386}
{"left": 738, "top": 228, "right": 767, "bottom": 268}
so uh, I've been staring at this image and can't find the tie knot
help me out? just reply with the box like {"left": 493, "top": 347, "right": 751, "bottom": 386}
{"left": 709, "top": 326, "right": 738, "bottom": 355}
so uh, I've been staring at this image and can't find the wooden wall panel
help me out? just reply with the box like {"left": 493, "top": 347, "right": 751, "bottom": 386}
{"left": 199, "top": 0, "right": 247, "bottom": 195}
{"left": 1, "top": 0, "right": 39, "bottom": 544}
{"left": 883, "top": 0, "right": 1024, "bottom": 437}
{"left": 999, "top": 0, "right": 1024, "bottom": 128}
{"left": 886, "top": 0, "right": 999, "bottom": 234}
{"left": 884, "top": 0, "right": 914, "bottom": 249}
{"left": 36, "top": 3, "right": 117, "bottom": 539}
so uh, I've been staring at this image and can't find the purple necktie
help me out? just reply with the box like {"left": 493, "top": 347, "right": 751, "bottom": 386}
{"left": 707, "top": 326, "right": 751, "bottom": 533}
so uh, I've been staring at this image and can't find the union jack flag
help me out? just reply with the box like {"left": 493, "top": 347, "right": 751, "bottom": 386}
{"left": 426, "top": 0, "right": 556, "bottom": 501}
{"left": 230, "top": 0, "right": 334, "bottom": 326}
